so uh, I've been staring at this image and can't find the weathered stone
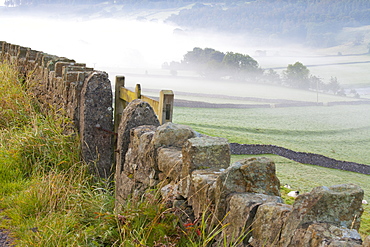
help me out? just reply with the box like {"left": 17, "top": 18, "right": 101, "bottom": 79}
{"left": 239, "top": 157, "right": 281, "bottom": 196}
{"left": 289, "top": 223, "right": 362, "bottom": 247}
{"left": 160, "top": 182, "right": 181, "bottom": 201}
{"left": 188, "top": 168, "right": 221, "bottom": 217}
{"left": 280, "top": 184, "right": 364, "bottom": 247}
{"left": 363, "top": 235, "right": 370, "bottom": 247}
{"left": 221, "top": 193, "right": 283, "bottom": 246}
{"left": 157, "top": 147, "right": 183, "bottom": 182}
{"left": 181, "top": 136, "right": 230, "bottom": 176}
{"left": 151, "top": 122, "right": 196, "bottom": 148}
{"left": 115, "top": 100, "right": 160, "bottom": 207}
{"left": 250, "top": 202, "right": 292, "bottom": 247}
{"left": 214, "top": 157, "right": 281, "bottom": 223}
{"left": 179, "top": 136, "right": 230, "bottom": 200}
{"left": 79, "top": 71, "right": 113, "bottom": 178}
{"left": 116, "top": 99, "right": 160, "bottom": 175}
{"left": 115, "top": 172, "right": 147, "bottom": 211}
{"left": 67, "top": 72, "right": 86, "bottom": 129}
{"left": 178, "top": 174, "right": 191, "bottom": 198}
{"left": 124, "top": 125, "right": 157, "bottom": 186}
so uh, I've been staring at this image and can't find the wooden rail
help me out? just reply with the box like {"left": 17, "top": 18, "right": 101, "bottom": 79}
{"left": 114, "top": 76, "right": 174, "bottom": 133}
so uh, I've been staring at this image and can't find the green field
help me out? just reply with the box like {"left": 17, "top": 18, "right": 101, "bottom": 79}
{"left": 173, "top": 105, "right": 370, "bottom": 165}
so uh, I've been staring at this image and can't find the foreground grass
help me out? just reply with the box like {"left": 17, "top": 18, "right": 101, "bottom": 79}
{"left": 0, "top": 62, "right": 245, "bottom": 246}
{"left": 0, "top": 62, "right": 121, "bottom": 246}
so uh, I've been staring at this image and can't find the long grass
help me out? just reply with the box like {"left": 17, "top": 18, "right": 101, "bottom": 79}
{"left": 0, "top": 61, "right": 121, "bottom": 246}
{"left": 1, "top": 62, "right": 251, "bottom": 246}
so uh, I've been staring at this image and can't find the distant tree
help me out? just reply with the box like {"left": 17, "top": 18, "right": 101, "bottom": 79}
{"left": 263, "top": 69, "right": 281, "bottom": 84}
{"left": 349, "top": 89, "right": 360, "bottom": 98}
{"left": 182, "top": 47, "right": 226, "bottom": 78}
{"left": 4, "top": 0, "right": 12, "bottom": 7}
{"left": 167, "top": 0, "right": 370, "bottom": 48}
{"left": 309, "top": 75, "right": 324, "bottom": 90}
{"left": 183, "top": 47, "right": 224, "bottom": 66}
{"left": 327, "top": 76, "right": 341, "bottom": 94}
{"left": 337, "top": 88, "right": 346, "bottom": 96}
{"left": 283, "top": 62, "right": 310, "bottom": 89}
{"left": 222, "top": 52, "right": 260, "bottom": 80}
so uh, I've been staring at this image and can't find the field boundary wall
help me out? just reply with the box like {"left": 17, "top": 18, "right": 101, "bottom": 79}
{"left": 115, "top": 105, "right": 368, "bottom": 246}
{"left": 229, "top": 143, "right": 370, "bottom": 174}
{"left": 0, "top": 41, "right": 114, "bottom": 178}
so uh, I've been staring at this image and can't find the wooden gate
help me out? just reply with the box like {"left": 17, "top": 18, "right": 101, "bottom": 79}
{"left": 114, "top": 75, "right": 174, "bottom": 133}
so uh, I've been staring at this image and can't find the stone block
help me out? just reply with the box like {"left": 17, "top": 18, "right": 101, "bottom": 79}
{"left": 115, "top": 172, "right": 147, "bottom": 210}
{"left": 188, "top": 168, "right": 222, "bottom": 217}
{"left": 151, "top": 122, "right": 196, "bottom": 148}
{"left": 238, "top": 157, "right": 281, "bottom": 196}
{"left": 289, "top": 223, "right": 362, "bottom": 247}
{"left": 181, "top": 136, "right": 230, "bottom": 176}
{"left": 124, "top": 125, "right": 157, "bottom": 186}
{"left": 280, "top": 184, "right": 364, "bottom": 247}
{"left": 160, "top": 182, "right": 181, "bottom": 201}
{"left": 79, "top": 71, "right": 113, "bottom": 178}
{"left": 214, "top": 157, "right": 281, "bottom": 223}
{"left": 115, "top": 100, "right": 160, "bottom": 207}
{"left": 157, "top": 147, "right": 183, "bottom": 182}
{"left": 363, "top": 235, "right": 370, "bottom": 247}
{"left": 115, "top": 99, "right": 160, "bottom": 177}
{"left": 250, "top": 202, "right": 292, "bottom": 246}
{"left": 221, "top": 193, "right": 283, "bottom": 246}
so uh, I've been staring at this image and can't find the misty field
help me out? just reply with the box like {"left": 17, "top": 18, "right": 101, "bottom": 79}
{"left": 259, "top": 53, "right": 370, "bottom": 90}
{"left": 123, "top": 74, "right": 364, "bottom": 104}
{"left": 173, "top": 105, "right": 370, "bottom": 236}
{"left": 173, "top": 104, "right": 370, "bottom": 165}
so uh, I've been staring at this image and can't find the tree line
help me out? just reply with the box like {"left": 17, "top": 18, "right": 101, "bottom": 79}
{"left": 167, "top": 0, "right": 370, "bottom": 48}
{"left": 163, "top": 47, "right": 262, "bottom": 81}
{"left": 163, "top": 47, "right": 357, "bottom": 97}
{"left": 6, "top": 0, "right": 370, "bottom": 49}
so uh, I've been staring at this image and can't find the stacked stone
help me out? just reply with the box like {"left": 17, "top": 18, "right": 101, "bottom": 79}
{"left": 0, "top": 41, "right": 113, "bottom": 178}
{"left": 115, "top": 99, "right": 367, "bottom": 247}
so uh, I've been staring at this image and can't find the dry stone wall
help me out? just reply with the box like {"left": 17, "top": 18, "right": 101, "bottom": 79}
{"left": 0, "top": 41, "right": 113, "bottom": 178}
{"left": 2, "top": 42, "right": 368, "bottom": 246}
{"left": 230, "top": 143, "right": 370, "bottom": 175}
{"left": 115, "top": 99, "right": 368, "bottom": 247}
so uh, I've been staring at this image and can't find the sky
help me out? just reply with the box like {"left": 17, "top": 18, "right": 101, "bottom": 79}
{"left": 1, "top": 4, "right": 369, "bottom": 96}
{"left": 0, "top": 13, "right": 263, "bottom": 70}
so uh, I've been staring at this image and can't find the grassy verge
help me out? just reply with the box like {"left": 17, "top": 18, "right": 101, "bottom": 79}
{"left": 0, "top": 62, "right": 122, "bottom": 246}
{"left": 0, "top": 62, "right": 246, "bottom": 246}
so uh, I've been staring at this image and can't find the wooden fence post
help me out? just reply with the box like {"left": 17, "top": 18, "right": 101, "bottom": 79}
{"left": 135, "top": 84, "right": 141, "bottom": 99}
{"left": 114, "top": 76, "right": 125, "bottom": 134}
{"left": 158, "top": 90, "right": 174, "bottom": 124}
{"left": 114, "top": 76, "right": 174, "bottom": 126}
